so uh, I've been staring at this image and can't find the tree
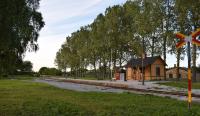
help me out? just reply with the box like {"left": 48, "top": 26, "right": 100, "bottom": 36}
{"left": 55, "top": 0, "right": 200, "bottom": 80}
{"left": 39, "top": 67, "right": 62, "bottom": 76}
{"left": 175, "top": 0, "right": 200, "bottom": 82}
{"left": 0, "top": 0, "right": 44, "bottom": 75}
{"left": 20, "top": 61, "right": 33, "bottom": 72}
{"left": 39, "top": 67, "right": 48, "bottom": 75}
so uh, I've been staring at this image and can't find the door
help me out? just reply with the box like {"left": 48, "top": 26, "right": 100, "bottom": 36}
{"left": 120, "top": 73, "right": 124, "bottom": 81}
{"left": 156, "top": 66, "right": 160, "bottom": 79}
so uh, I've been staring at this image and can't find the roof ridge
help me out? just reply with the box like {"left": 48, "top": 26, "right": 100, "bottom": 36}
{"left": 125, "top": 55, "right": 165, "bottom": 68}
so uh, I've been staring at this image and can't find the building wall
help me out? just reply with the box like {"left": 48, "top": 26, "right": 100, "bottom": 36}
{"left": 126, "top": 58, "right": 165, "bottom": 80}
{"left": 135, "top": 67, "right": 141, "bottom": 80}
{"left": 144, "top": 59, "right": 165, "bottom": 80}
{"left": 144, "top": 65, "right": 151, "bottom": 80}
{"left": 150, "top": 59, "right": 165, "bottom": 80}
{"left": 166, "top": 68, "right": 187, "bottom": 79}
{"left": 126, "top": 67, "right": 142, "bottom": 80}
{"left": 126, "top": 67, "right": 133, "bottom": 80}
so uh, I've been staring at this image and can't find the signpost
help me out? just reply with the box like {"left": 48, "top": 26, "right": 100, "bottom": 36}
{"left": 175, "top": 28, "right": 200, "bottom": 110}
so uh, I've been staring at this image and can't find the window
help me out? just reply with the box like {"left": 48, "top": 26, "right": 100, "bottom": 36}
{"left": 156, "top": 67, "right": 160, "bottom": 76}
{"left": 169, "top": 74, "right": 173, "bottom": 78}
{"left": 179, "top": 74, "right": 181, "bottom": 78}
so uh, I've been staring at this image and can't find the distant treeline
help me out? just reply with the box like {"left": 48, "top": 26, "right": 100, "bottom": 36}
{"left": 39, "top": 67, "right": 62, "bottom": 76}
{"left": 55, "top": 0, "right": 200, "bottom": 81}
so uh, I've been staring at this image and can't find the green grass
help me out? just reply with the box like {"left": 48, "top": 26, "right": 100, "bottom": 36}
{"left": 0, "top": 75, "right": 37, "bottom": 80}
{"left": 11, "top": 75, "right": 37, "bottom": 80}
{"left": 0, "top": 80, "right": 200, "bottom": 116}
{"left": 75, "top": 76, "right": 98, "bottom": 80}
{"left": 158, "top": 81, "right": 200, "bottom": 89}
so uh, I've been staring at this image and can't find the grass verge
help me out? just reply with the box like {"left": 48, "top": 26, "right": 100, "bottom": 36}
{"left": 0, "top": 80, "right": 200, "bottom": 116}
{"left": 158, "top": 81, "right": 200, "bottom": 89}
{"left": 70, "top": 76, "right": 111, "bottom": 80}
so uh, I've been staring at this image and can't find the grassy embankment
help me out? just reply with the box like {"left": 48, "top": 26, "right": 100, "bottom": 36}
{"left": 0, "top": 79, "right": 200, "bottom": 116}
{"left": 158, "top": 81, "right": 200, "bottom": 89}
{"left": 70, "top": 76, "right": 111, "bottom": 80}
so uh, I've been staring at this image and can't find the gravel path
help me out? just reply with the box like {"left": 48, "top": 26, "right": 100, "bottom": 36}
{"left": 35, "top": 79, "right": 126, "bottom": 93}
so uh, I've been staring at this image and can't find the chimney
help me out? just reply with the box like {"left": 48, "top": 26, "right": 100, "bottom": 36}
{"left": 174, "top": 64, "right": 176, "bottom": 68}
{"left": 142, "top": 53, "right": 147, "bottom": 59}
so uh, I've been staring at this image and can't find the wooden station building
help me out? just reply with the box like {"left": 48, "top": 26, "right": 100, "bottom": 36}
{"left": 125, "top": 56, "right": 167, "bottom": 81}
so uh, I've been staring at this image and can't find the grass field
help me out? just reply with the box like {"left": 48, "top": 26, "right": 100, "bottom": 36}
{"left": 158, "top": 81, "right": 200, "bottom": 89}
{"left": 0, "top": 80, "right": 200, "bottom": 116}
{"left": 0, "top": 75, "right": 37, "bottom": 80}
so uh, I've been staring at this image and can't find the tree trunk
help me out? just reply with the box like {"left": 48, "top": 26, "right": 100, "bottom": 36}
{"left": 163, "top": 36, "right": 166, "bottom": 80}
{"left": 75, "top": 67, "right": 77, "bottom": 79}
{"left": 192, "top": 44, "right": 197, "bottom": 82}
{"left": 176, "top": 49, "right": 180, "bottom": 81}
{"left": 113, "top": 50, "right": 117, "bottom": 70}
{"left": 64, "top": 67, "right": 67, "bottom": 78}
{"left": 151, "top": 36, "right": 155, "bottom": 57}
{"left": 103, "top": 62, "right": 107, "bottom": 79}
{"left": 98, "top": 58, "right": 102, "bottom": 79}
{"left": 119, "top": 49, "right": 123, "bottom": 67}
{"left": 109, "top": 58, "right": 112, "bottom": 79}
{"left": 93, "top": 60, "right": 97, "bottom": 78}
{"left": 163, "top": 0, "right": 170, "bottom": 80}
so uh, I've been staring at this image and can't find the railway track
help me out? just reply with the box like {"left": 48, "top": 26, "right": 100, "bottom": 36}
{"left": 45, "top": 78, "right": 200, "bottom": 98}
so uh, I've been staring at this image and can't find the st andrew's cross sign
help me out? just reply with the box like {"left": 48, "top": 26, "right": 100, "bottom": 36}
{"left": 175, "top": 28, "right": 200, "bottom": 110}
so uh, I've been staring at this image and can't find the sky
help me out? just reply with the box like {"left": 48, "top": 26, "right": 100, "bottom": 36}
{"left": 24, "top": 0, "right": 199, "bottom": 71}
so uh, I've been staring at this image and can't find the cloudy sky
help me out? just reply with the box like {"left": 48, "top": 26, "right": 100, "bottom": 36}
{"left": 24, "top": 0, "right": 197, "bottom": 71}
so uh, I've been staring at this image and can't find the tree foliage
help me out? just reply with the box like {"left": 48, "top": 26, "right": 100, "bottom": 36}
{"left": 18, "top": 61, "right": 33, "bottom": 72}
{"left": 0, "top": 0, "right": 44, "bottom": 75}
{"left": 55, "top": 0, "right": 200, "bottom": 79}
{"left": 39, "top": 67, "right": 62, "bottom": 76}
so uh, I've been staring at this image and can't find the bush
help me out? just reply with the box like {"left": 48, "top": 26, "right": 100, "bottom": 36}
{"left": 39, "top": 67, "right": 62, "bottom": 76}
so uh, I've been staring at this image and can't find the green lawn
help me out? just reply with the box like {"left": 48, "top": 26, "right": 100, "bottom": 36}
{"left": 158, "top": 81, "right": 200, "bottom": 89}
{"left": 0, "top": 80, "right": 200, "bottom": 116}
{"left": 0, "top": 75, "right": 37, "bottom": 80}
